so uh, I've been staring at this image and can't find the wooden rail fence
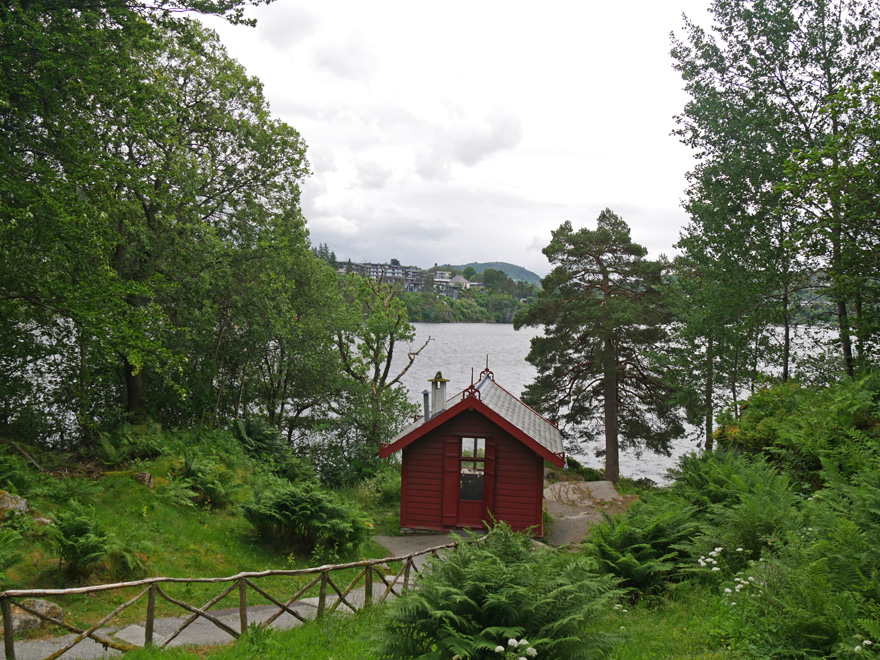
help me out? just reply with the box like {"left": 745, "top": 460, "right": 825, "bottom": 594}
{"left": 1, "top": 540, "right": 457, "bottom": 660}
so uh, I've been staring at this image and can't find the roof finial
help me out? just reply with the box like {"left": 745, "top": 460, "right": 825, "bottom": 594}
{"left": 480, "top": 356, "right": 494, "bottom": 381}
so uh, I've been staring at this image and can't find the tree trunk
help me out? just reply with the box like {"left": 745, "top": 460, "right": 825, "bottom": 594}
{"left": 731, "top": 344, "right": 740, "bottom": 421}
{"left": 837, "top": 298, "right": 854, "bottom": 378}
{"left": 704, "top": 335, "right": 714, "bottom": 452}
{"left": 603, "top": 344, "right": 619, "bottom": 483}
{"left": 782, "top": 289, "right": 790, "bottom": 383}
{"left": 854, "top": 288, "right": 864, "bottom": 370}
{"left": 124, "top": 357, "right": 147, "bottom": 417}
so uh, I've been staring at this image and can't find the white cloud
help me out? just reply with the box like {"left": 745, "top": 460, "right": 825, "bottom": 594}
{"left": 355, "top": 160, "right": 392, "bottom": 189}
{"left": 415, "top": 108, "right": 524, "bottom": 180}
{"left": 451, "top": 109, "right": 523, "bottom": 166}
{"left": 201, "top": 0, "right": 714, "bottom": 276}
{"left": 314, "top": 32, "right": 376, "bottom": 81}
{"left": 258, "top": 5, "right": 319, "bottom": 51}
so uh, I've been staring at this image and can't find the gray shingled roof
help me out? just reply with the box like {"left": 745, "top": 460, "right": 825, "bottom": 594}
{"left": 389, "top": 374, "right": 564, "bottom": 457}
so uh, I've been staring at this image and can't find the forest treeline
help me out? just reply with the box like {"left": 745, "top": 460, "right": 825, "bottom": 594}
{"left": 514, "top": 0, "right": 880, "bottom": 481}
{"left": 0, "top": 0, "right": 878, "bottom": 483}
{"left": 401, "top": 266, "right": 539, "bottom": 323}
{"left": 0, "top": 1, "right": 426, "bottom": 466}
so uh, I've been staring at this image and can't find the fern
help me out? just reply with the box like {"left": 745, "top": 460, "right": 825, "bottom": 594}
{"left": 241, "top": 482, "right": 368, "bottom": 556}
{"left": 376, "top": 523, "right": 622, "bottom": 660}
{"left": 0, "top": 526, "right": 22, "bottom": 589}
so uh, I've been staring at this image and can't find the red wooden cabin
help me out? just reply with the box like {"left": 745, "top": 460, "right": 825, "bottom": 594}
{"left": 379, "top": 370, "right": 564, "bottom": 536}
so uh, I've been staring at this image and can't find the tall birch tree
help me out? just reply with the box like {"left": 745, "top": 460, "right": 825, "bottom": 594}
{"left": 671, "top": 0, "right": 880, "bottom": 379}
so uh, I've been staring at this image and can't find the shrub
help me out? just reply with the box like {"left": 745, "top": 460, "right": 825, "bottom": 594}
{"left": 298, "top": 435, "right": 382, "bottom": 489}
{"left": 717, "top": 461, "right": 880, "bottom": 658}
{"left": 49, "top": 502, "right": 146, "bottom": 581}
{"left": 0, "top": 448, "right": 32, "bottom": 494}
{"left": 92, "top": 422, "right": 168, "bottom": 466}
{"left": 50, "top": 502, "right": 114, "bottom": 580}
{"left": 584, "top": 495, "right": 700, "bottom": 595}
{"left": 179, "top": 451, "right": 243, "bottom": 509}
{"left": 153, "top": 477, "right": 199, "bottom": 509}
{"left": 0, "top": 526, "right": 22, "bottom": 589}
{"left": 232, "top": 417, "right": 287, "bottom": 461}
{"left": 231, "top": 417, "right": 314, "bottom": 483}
{"left": 565, "top": 457, "right": 604, "bottom": 481}
{"left": 376, "top": 523, "right": 622, "bottom": 660}
{"left": 360, "top": 464, "right": 402, "bottom": 508}
{"left": 716, "top": 375, "right": 880, "bottom": 487}
{"left": 242, "top": 482, "right": 368, "bottom": 557}
{"left": 585, "top": 450, "right": 801, "bottom": 596}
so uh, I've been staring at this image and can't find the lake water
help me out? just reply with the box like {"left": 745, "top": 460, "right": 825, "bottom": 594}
{"left": 391, "top": 323, "right": 699, "bottom": 485}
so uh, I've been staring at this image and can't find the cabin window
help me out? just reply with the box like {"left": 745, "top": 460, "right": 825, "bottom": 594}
{"left": 460, "top": 437, "right": 485, "bottom": 500}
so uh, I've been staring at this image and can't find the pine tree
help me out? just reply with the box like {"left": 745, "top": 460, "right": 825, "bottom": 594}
{"left": 514, "top": 210, "right": 682, "bottom": 482}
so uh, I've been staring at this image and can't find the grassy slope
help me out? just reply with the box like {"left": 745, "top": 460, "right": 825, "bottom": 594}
{"left": 4, "top": 450, "right": 396, "bottom": 632}
{"left": 5, "top": 448, "right": 740, "bottom": 659}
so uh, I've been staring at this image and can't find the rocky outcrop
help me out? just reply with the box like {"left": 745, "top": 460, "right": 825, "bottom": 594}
{"left": 542, "top": 481, "right": 638, "bottom": 547}
{"left": 0, "top": 599, "right": 63, "bottom": 636}
{"left": 0, "top": 490, "right": 28, "bottom": 522}
{"left": 133, "top": 472, "right": 154, "bottom": 488}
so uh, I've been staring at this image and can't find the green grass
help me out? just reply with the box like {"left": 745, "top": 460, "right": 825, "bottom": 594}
{"left": 116, "top": 580, "right": 740, "bottom": 660}
{"left": 598, "top": 584, "right": 741, "bottom": 660}
{"left": 5, "top": 454, "right": 398, "bottom": 634}
{"left": 122, "top": 606, "right": 383, "bottom": 660}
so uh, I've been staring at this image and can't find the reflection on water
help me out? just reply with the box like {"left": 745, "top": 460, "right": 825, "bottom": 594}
{"left": 392, "top": 323, "right": 698, "bottom": 485}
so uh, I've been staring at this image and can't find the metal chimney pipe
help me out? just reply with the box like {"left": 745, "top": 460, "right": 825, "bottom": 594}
{"left": 428, "top": 371, "right": 450, "bottom": 418}
{"left": 422, "top": 389, "right": 430, "bottom": 420}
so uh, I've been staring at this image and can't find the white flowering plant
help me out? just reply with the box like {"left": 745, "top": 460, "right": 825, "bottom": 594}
{"left": 491, "top": 637, "right": 538, "bottom": 660}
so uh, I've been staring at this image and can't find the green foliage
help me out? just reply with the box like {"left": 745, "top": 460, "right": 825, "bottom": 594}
{"left": 671, "top": 0, "right": 880, "bottom": 380}
{"left": 154, "top": 477, "right": 199, "bottom": 509}
{"left": 376, "top": 523, "right": 622, "bottom": 660}
{"left": 1, "top": 2, "right": 324, "bottom": 445}
{"left": 232, "top": 417, "right": 314, "bottom": 483}
{"left": 298, "top": 431, "right": 385, "bottom": 489}
{"left": 585, "top": 450, "right": 800, "bottom": 598}
{"left": 242, "top": 482, "right": 368, "bottom": 558}
{"left": 48, "top": 501, "right": 147, "bottom": 581}
{"left": 359, "top": 464, "right": 402, "bottom": 508}
{"left": 0, "top": 449, "right": 31, "bottom": 494}
{"left": 93, "top": 422, "right": 169, "bottom": 466}
{"left": 716, "top": 374, "right": 880, "bottom": 486}
{"left": 586, "top": 495, "right": 701, "bottom": 595}
{"left": 515, "top": 209, "right": 683, "bottom": 482}
{"left": 0, "top": 526, "right": 23, "bottom": 589}
{"left": 564, "top": 457, "right": 604, "bottom": 482}
{"left": 334, "top": 275, "right": 422, "bottom": 454}
{"left": 178, "top": 455, "right": 243, "bottom": 510}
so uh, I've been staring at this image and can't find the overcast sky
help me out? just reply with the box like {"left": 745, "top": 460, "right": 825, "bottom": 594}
{"left": 201, "top": 1, "right": 713, "bottom": 277}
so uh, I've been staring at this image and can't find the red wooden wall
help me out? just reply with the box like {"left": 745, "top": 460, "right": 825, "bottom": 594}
{"left": 400, "top": 410, "right": 544, "bottom": 536}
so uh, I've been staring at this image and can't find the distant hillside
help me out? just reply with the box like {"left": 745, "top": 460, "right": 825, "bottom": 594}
{"left": 441, "top": 262, "right": 542, "bottom": 286}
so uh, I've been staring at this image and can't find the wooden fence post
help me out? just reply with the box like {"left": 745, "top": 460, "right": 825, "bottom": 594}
{"left": 238, "top": 579, "right": 247, "bottom": 634}
{"left": 317, "top": 572, "right": 328, "bottom": 617}
{"left": 2, "top": 595, "right": 15, "bottom": 660}
{"left": 145, "top": 585, "right": 156, "bottom": 647}
{"left": 364, "top": 566, "right": 373, "bottom": 606}
{"left": 403, "top": 558, "right": 412, "bottom": 590}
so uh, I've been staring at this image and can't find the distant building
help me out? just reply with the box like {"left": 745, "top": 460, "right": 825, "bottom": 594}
{"left": 339, "top": 262, "right": 486, "bottom": 299}
{"left": 342, "top": 260, "right": 425, "bottom": 292}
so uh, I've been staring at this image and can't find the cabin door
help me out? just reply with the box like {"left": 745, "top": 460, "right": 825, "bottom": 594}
{"left": 457, "top": 437, "right": 495, "bottom": 527}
